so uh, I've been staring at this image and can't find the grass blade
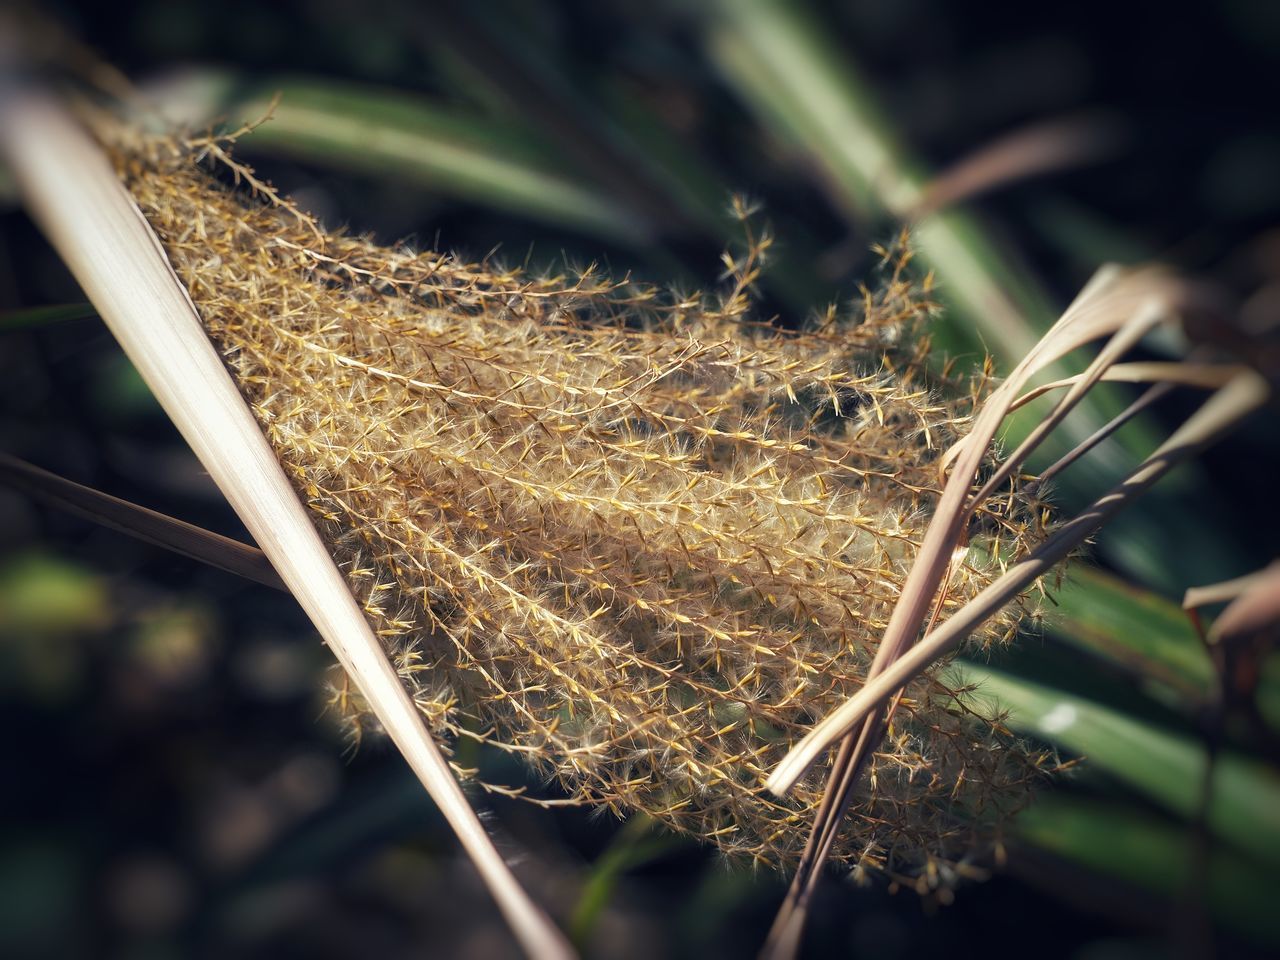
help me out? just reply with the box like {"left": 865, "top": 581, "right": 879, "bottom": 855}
{"left": 1044, "top": 566, "right": 1214, "bottom": 705}
{"left": 156, "top": 70, "right": 642, "bottom": 241}
{"left": 1014, "top": 796, "right": 1280, "bottom": 945}
{"left": 0, "top": 85, "right": 572, "bottom": 960}
{"left": 701, "top": 0, "right": 1041, "bottom": 357}
{"left": 1007, "top": 362, "right": 1247, "bottom": 411}
{"left": 567, "top": 817, "right": 677, "bottom": 949}
{"left": 958, "top": 665, "right": 1280, "bottom": 865}
{"left": 769, "top": 367, "right": 1270, "bottom": 794}
{"left": 0, "top": 452, "right": 285, "bottom": 591}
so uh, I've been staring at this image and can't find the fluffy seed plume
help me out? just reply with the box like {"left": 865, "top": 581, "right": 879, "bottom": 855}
{"left": 101, "top": 114, "right": 1049, "bottom": 885}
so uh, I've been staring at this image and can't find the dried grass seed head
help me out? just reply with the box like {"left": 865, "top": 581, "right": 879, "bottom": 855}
{"left": 104, "top": 116, "right": 1048, "bottom": 885}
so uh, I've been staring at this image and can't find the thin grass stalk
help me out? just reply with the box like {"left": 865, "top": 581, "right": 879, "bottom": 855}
{"left": 907, "top": 113, "right": 1119, "bottom": 219}
{"left": 1016, "top": 358, "right": 1248, "bottom": 494}
{"left": 1007, "top": 362, "right": 1244, "bottom": 411}
{"left": 761, "top": 268, "right": 1164, "bottom": 958}
{"left": 762, "top": 555, "right": 962, "bottom": 957}
{"left": 964, "top": 301, "right": 1169, "bottom": 510}
{"left": 1031, "top": 382, "right": 1173, "bottom": 492}
{"left": 0, "top": 452, "right": 286, "bottom": 591}
{"left": 764, "top": 334, "right": 1261, "bottom": 956}
{"left": 0, "top": 84, "right": 573, "bottom": 960}
{"left": 769, "top": 367, "right": 1270, "bottom": 793}
{"left": 764, "top": 348, "right": 1252, "bottom": 955}
{"left": 761, "top": 698, "right": 878, "bottom": 958}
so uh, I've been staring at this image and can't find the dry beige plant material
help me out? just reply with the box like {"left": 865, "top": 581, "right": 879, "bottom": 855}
{"left": 102, "top": 117, "right": 1051, "bottom": 886}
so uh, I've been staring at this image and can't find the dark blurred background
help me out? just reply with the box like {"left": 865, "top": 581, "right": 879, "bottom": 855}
{"left": 1, "top": 1, "right": 1278, "bottom": 958}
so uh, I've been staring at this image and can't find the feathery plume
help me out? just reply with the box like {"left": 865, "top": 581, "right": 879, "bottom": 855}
{"left": 101, "top": 115, "right": 1049, "bottom": 886}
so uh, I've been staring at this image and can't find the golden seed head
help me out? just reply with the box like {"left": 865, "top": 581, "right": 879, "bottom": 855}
{"left": 107, "top": 122, "right": 1048, "bottom": 886}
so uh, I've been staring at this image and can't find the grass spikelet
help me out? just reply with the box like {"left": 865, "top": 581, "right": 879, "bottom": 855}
{"left": 101, "top": 115, "right": 1049, "bottom": 885}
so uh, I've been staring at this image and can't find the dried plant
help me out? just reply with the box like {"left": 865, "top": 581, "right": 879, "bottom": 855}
{"left": 6, "top": 49, "right": 1266, "bottom": 953}
{"left": 94, "top": 115, "right": 1055, "bottom": 883}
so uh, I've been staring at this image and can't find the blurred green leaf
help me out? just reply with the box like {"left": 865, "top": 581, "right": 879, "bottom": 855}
{"left": 1044, "top": 567, "right": 1213, "bottom": 706}
{"left": 1029, "top": 196, "right": 1154, "bottom": 268}
{"left": 569, "top": 815, "right": 679, "bottom": 948}
{"left": 163, "top": 71, "right": 644, "bottom": 240}
{"left": 956, "top": 664, "right": 1280, "bottom": 865}
{"left": 0, "top": 303, "right": 96, "bottom": 331}
{"left": 1038, "top": 564, "right": 1279, "bottom": 726}
{"left": 413, "top": 4, "right": 722, "bottom": 238}
{"left": 0, "top": 552, "right": 111, "bottom": 637}
{"left": 421, "top": 7, "right": 831, "bottom": 311}
{"left": 0, "top": 552, "right": 109, "bottom": 701}
{"left": 1016, "top": 795, "right": 1280, "bottom": 945}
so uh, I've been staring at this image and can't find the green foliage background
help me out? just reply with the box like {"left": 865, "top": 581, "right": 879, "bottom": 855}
{"left": 1, "top": 1, "right": 1277, "bottom": 957}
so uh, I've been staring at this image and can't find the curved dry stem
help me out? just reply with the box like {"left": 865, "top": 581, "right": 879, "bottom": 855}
{"left": 0, "top": 451, "right": 286, "bottom": 591}
{"left": 769, "top": 368, "right": 1269, "bottom": 795}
